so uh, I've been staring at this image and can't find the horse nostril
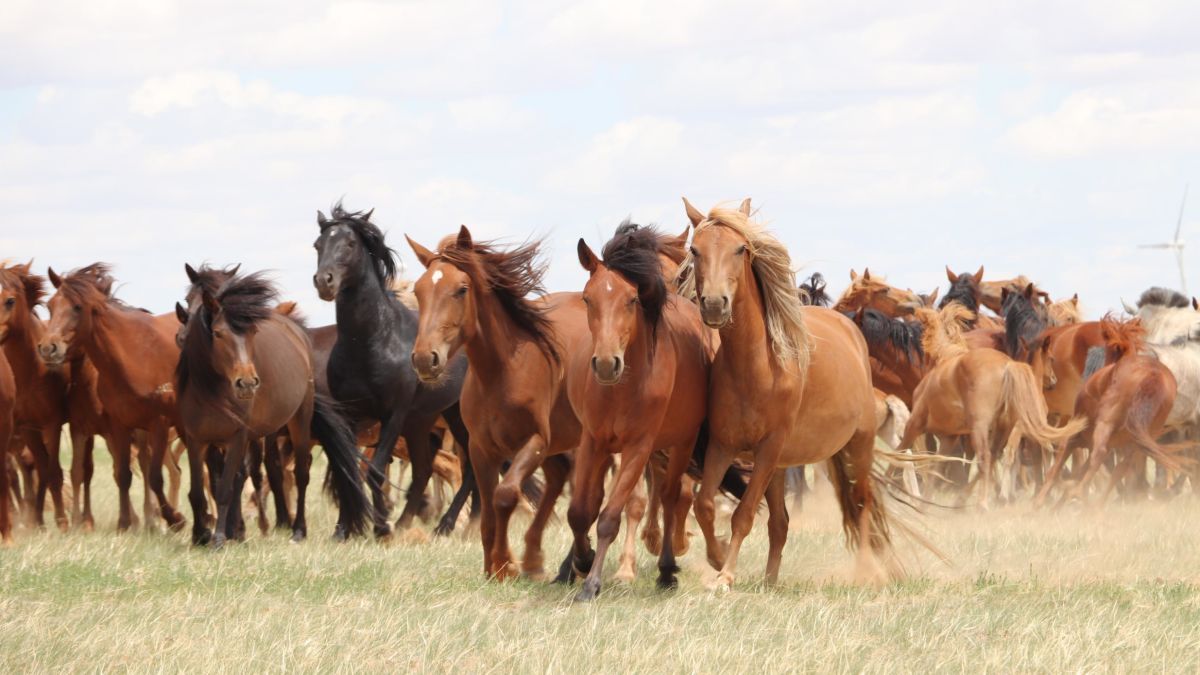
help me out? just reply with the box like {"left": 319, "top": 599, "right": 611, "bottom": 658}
{"left": 613, "top": 356, "right": 622, "bottom": 373}
{"left": 591, "top": 356, "right": 599, "bottom": 372}
{"left": 323, "top": 273, "right": 334, "bottom": 285}
{"left": 430, "top": 351, "right": 440, "bottom": 368}
{"left": 722, "top": 296, "right": 730, "bottom": 309}
{"left": 251, "top": 376, "right": 261, "bottom": 388}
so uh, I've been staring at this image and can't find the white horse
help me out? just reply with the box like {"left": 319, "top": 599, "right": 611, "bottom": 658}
{"left": 1127, "top": 288, "right": 1200, "bottom": 432}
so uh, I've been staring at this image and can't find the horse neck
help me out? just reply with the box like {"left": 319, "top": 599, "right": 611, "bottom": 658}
{"left": 2, "top": 309, "right": 46, "bottom": 385}
{"left": 462, "top": 287, "right": 530, "bottom": 376}
{"left": 85, "top": 304, "right": 169, "bottom": 392}
{"left": 335, "top": 266, "right": 406, "bottom": 337}
{"left": 718, "top": 270, "right": 774, "bottom": 375}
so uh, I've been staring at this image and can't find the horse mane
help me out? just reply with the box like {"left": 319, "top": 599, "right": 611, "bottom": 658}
{"left": 914, "top": 305, "right": 973, "bottom": 363}
{"left": 1137, "top": 287, "right": 1190, "bottom": 309}
{"left": 1100, "top": 313, "right": 1146, "bottom": 363}
{"left": 56, "top": 263, "right": 119, "bottom": 309}
{"left": 854, "top": 307, "right": 924, "bottom": 364}
{"left": 1002, "top": 289, "right": 1048, "bottom": 358}
{"left": 0, "top": 261, "right": 47, "bottom": 308}
{"left": 833, "top": 273, "right": 893, "bottom": 312}
{"left": 186, "top": 264, "right": 240, "bottom": 302}
{"left": 679, "top": 206, "right": 811, "bottom": 370}
{"left": 799, "top": 272, "right": 831, "bottom": 308}
{"left": 600, "top": 220, "right": 669, "bottom": 338}
{"left": 1136, "top": 286, "right": 1200, "bottom": 347}
{"left": 939, "top": 272, "right": 980, "bottom": 315}
{"left": 653, "top": 229, "right": 688, "bottom": 266}
{"left": 321, "top": 201, "right": 398, "bottom": 286}
{"left": 434, "top": 235, "right": 560, "bottom": 365}
{"left": 1047, "top": 296, "right": 1081, "bottom": 325}
{"left": 389, "top": 278, "right": 419, "bottom": 311}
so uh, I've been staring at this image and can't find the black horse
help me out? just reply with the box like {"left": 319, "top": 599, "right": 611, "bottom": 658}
{"left": 313, "top": 202, "right": 474, "bottom": 539}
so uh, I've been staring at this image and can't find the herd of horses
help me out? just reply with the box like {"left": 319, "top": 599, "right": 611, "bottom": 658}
{"left": 0, "top": 197, "right": 1196, "bottom": 601}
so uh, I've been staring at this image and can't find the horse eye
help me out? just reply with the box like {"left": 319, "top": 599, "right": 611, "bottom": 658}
{"left": 3, "top": 298, "right": 13, "bottom": 308}
{"left": 73, "top": 304, "right": 82, "bottom": 312}
{"left": 689, "top": 247, "right": 700, "bottom": 258}
{"left": 582, "top": 296, "right": 590, "bottom": 305}
{"left": 454, "top": 285, "right": 468, "bottom": 298}
{"left": 628, "top": 297, "right": 638, "bottom": 306}
{"left": 736, "top": 245, "right": 748, "bottom": 255}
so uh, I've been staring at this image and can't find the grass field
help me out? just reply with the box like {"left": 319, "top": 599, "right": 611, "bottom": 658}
{"left": 3, "top": 450, "right": 1200, "bottom": 673}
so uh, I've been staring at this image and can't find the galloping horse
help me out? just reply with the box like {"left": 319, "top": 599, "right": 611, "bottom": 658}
{"left": 680, "top": 198, "right": 897, "bottom": 587}
{"left": 175, "top": 271, "right": 368, "bottom": 546}
{"left": 312, "top": 203, "right": 472, "bottom": 539}
{"left": 39, "top": 264, "right": 185, "bottom": 532}
{"left": 407, "top": 227, "right": 583, "bottom": 579}
{"left": 0, "top": 262, "right": 70, "bottom": 530}
{"left": 566, "top": 222, "right": 712, "bottom": 601}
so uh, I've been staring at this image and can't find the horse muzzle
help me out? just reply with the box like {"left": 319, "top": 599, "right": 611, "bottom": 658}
{"left": 313, "top": 271, "right": 339, "bottom": 302}
{"left": 699, "top": 296, "right": 731, "bottom": 328}
{"left": 37, "top": 339, "right": 67, "bottom": 367}
{"left": 411, "top": 348, "right": 448, "bottom": 384}
{"left": 234, "top": 375, "right": 261, "bottom": 400}
{"left": 591, "top": 354, "right": 624, "bottom": 385}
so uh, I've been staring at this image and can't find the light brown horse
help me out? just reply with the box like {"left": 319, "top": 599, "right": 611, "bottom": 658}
{"left": 834, "top": 269, "right": 922, "bottom": 316}
{"left": 1037, "top": 316, "right": 1183, "bottom": 506}
{"left": 901, "top": 305, "right": 1084, "bottom": 508}
{"left": 39, "top": 264, "right": 185, "bottom": 531}
{"left": 680, "top": 198, "right": 897, "bottom": 587}
{"left": 407, "top": 227, "right": 584, "bottom": 580}
{"left": 566, "top": 222, "right": 712, "bottom": 601}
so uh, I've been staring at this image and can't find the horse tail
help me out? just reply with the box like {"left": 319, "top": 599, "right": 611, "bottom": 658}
{"left": 1001, "top": 362, "right": 1086, "bottom": 448}
{"left": 311, "top": 394, "right": 370, "bottom": 537}
{"left": 1126, "top": 377, "right": 1190, "bottom": 473}
{"left": 687, "top": 420, "right": 748, "bottom": 500}
{"left": 1083, "top": 346, "right": 1107, "bottom": 381}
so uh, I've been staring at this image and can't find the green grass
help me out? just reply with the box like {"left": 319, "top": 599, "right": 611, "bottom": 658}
{"left": 3, "top": 449, "right": 1200, "bottom": 673}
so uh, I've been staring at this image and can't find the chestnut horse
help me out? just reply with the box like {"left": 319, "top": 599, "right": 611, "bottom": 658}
{"left": 1037, "top": 315, "right": 1182, "bottom": 506}
{"left": 408, "top": 227, "right": 583, "bottom": 579}
{"left": 901, "top": 305, "right": 1084, "bottom": 508}
{"left": 680, "top": 198, "right": 899, "bottom": 587}
{"left": 0, "top": 346, "right": 13, "bottom": 543}
{"left": 566, "top": 222, "right": 712, "bottom": 601}
{"left": 834, "top": 269, "right": 922, "bottom": 316}
{"left": 39, "top": 264, "right": 184, "bottom": 532}
{"left": 0, "top": 262, "right": 70, "bottom": 530}
{"left": 940, "top": 266, "right": 1000, "bottom": 330}
{"left": 176, "top": 271, "right": 368, "bottom": 546}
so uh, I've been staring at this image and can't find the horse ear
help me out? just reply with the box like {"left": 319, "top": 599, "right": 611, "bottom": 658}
{"left": 1121, "top": 298, "right": 1137, "bottom": 314}
{"left": 185, "top": 263, "right": 199, "bottom": 284}
{"left": 405, "top": 235, "right": 436, "bottom": 269}
{"left": 863, "top": 268, "right": 871, "bottom": 281}
{"left": 1023, "top": 282, "right": 1036, "bottom": 299}
{"left": 456, "top": 225, "right": 473, "bottom": 250}
{"left": 577, "top": 239, "right": 600, "bottom": 274}
{"left": 1071, "top": 293, "right": 1079, "bottom": 306}
{"left": 682, "top": 197, "right": 704, "bottom": 227}
{"left": 175, "top": 302, "right": 188, "bottom": 325}
{"left": 973, "top": 266, "right": 985, "bottom": 285}
{"left": 671, "top": 225, "right": 689, "bottom": 247}
{"left": 1194, "top": 297, "right": 1199, "bottom": 311}
{"left": 47, "top": 267, "right": 62, "bottom": 288}
{"left": 361, "top": 208, "right": 374, "bottom": 222}
{"left": 738, "top": 198, "right": 752, "bottom": 216}
{"left": 945, "top": 266, "right": 956, "bottom": 283}
{"left": 853, "top": 306, "right": 866, "bottom": 323}
{"left": 849, "top": 269, "right": 859, "bottom": 282}
{"left": 1001, "top": 287, "right": 1011, "bottom": 303}
{"left": 317, "top": 210, "right": 329, "bottom": 229}
{"left": 926, "top": 288, "right": 939, "bottom": 305}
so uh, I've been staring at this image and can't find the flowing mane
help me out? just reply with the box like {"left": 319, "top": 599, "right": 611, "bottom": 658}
{"left": 599, "top": 220, "right": 669, "bottom": 338}
{"left": 940, "top": 272, "right": 981, "bottom": 314}
{"left": 184, "top": 263, "right": 240, "bottom": 303}
{"left": 320, "top": 201, "right": 398, "bottom": 286}
{"left": 434, "top": 235, "right": 560, "bottom": 365}
{"left": 1002, "top": 288, "right": 1048, "bottom": 358}
{"left": 914, "top": 305, "right": 974, "bottom": 363}
{"left": 1100, "top": 313, "right": 1145, "bottom": 364}
{"left": 854, "top": 308, "right": 924, "bottom": 364}
{"left": 678, "top": 206, "right": 811, "bottom": 369}
{"left": 0, "top": 262, "right": 47, "bottom": 308}
{"left": 799, "top": 272, "right": 831, "bottom": 308}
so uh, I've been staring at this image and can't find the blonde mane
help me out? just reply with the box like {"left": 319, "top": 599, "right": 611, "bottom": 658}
{"left": 914, "top": 304, "right": 974, "bottom": 363}
{"left": 678, "top": 206, "right": 811, "bottom": 370}
{"left": 1047, "top": 295, "right": 1081, "bottom": 326}
{"left": 389, "top": 278, "right": 419, "bottom": 311}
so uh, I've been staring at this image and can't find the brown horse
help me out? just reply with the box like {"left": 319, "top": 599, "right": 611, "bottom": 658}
{"left": 407, "top": 227, "right": 584, "bottom": 579}
{"left": 566, "top": 222, "right": 712, "bottom": 601}
{"left": 901, "top": 305, "right": 1084, "bottom": 507}
{"left": 0, "top": 343, "right": 13, "bottom": 543}
{"left": 175, "top": 271, "right": 368, "bottom": 546}
{"left": 851, "top": 307, "right": 928, "bottom": 408}
{"left": 39, "top": 264, "right": 185, "bottom": 532}
{"left": 681, "top": 198, "right": 898, "bottom": 587}
{"left": 1036, "top": 316, "right": 1183, "bottom": 505}
{"left": 834, "top": 269, "right": 922, "bottom": 316}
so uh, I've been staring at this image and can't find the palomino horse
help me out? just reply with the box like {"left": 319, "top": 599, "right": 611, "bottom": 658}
{"left": 0, "top": 262, "right": 70, "bottom": 530}
{"left": 312, "top": 203, "right": 472, "bottom": 539}
{"left": 0, "top": 346, "right": 13, "bottom": 543}
{"left": 408, "top": 227, "right": 583, "bottom": 579}
{"left": 175, "top": 271, "right": 368, "bottom": 546}
{"left": 901, "top": 305, "right": 1084, "bottom": 508}
{"left": 680, "top": 198, "right": 898, "bottom": 587}
{"left": 39, "top": 264, "right": 185, "bottom": 532}
{"left": 566, "top": 222, "right": 712, "bottom": 601}
{"left": 1037, "top": 315, "right": 1182, "bottom": 506}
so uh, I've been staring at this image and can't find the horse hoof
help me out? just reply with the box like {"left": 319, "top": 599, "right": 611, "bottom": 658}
{"left": 614, "top": 567, "right": 636, "bottom": 584}
{"left": 192, "top": 529, "right": 212, "bottom": 547}
{"left": 656, "top": 574, "right": 679, "bottom": 591}
{"left": 433, "top": 521, "right": 454, "bottom": 538}
{"left": 330, "top": 525, "right": 348, "bottom": 543}
{"left": 574, "top": 579, "right": 601, "bottom": 603}
{"left": 169, "top": 518, "right": 187, "bottom": 533}
{"left": 374, "top": 524, "right": 393, "bottom": 541}
{"left": 81, "top": 519, "right": 95, "bottom": 534}
{"left": 210, "top": 533, "right": 226, "bottom": 550}
{"left": 290, "top": 530, "right": 307, "bottom": 544}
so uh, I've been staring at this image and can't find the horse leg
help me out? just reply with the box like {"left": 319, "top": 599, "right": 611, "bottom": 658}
{"left": 673, "top": 475, "right": 694, "bottom": 556}
{"left": 435, "top": 406, "right": 474, "bottom": 536}
{"left": 970, "top": 424, "right": 993, "bottom": 511}
{"left": 1067, "top": 422, "right": 1115, "bottom": 506}
{"left": 0, "top": 446, "right": 10, "bottom": 545}
{"left": 763, "top": 471, "right": 789, "bottom": 585}
{"left": 576, "top": 439, "right": 649, "bottom": 602}
{"left": 787, "top": 466, "right": 806, "bottom": 514}
{"left": 656, "top": 439, "right": 694, "bottom": 590}
{"left": 146, "top": 420, "right": 184, "bottom": 531}
{"left": 290, "top": 441, "right": 312, "bottom": 543}
{"left": 38, "top": 426, "right": 69, "bottom": 532}
{"left": 166, "top": 439, "right": 183, "bottom": 510}
{"left": 469, "top": 446, "right": 500, "bottom": 578}
{"left": 490, "top": 435, "right": 548, "bottom": 580}
{"left": 108, "top": 429, "right": 135, "bottom": 531}
{"left": 246, "top": 437, "right": 269, "bottom": 535}
{"left": 998, "top": 429, "right": 1021, "bottom": 506}
{"left": 24, "top": 433, "right": 52, "bottom": 529}
{"left": 395, "top": 417, "right": 437, "bottom": 531}
{"left": 641, "top": 459, "right": 663, "bottom": 556}
{"left": 715, "top": 435, "right": 786, "bottom": 590}
{"left": 522, "top": 454, "right": 569, "bottom": 580}
{"left": 263, "top": 434, "right": 291, "bottom": 531}
{"left": 615, "top": 466, "right": 647, "bottom": 584}
{"left": 366, "top": 413, "right": 407, "bottom": 539}
{"left": 211, "top": 432, "right": 248, "bottom": 549}
{"left": 15, "top": 446, "right": 36, "bottom": 526}
{"left": 69, "top": 428, "right": 94, "bottom": 531}
{"left": 180, "top": 435, "right": 211, "bottom": 546}
{"left": 693, "top": 439, "right": 737, "bottom": 571}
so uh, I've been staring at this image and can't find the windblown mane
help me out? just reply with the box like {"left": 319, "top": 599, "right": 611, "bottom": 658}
{"left": 434, "top": 236, "right": 560, "bottom": 365}
{"left": 854, "top": 308, "right": 924, "bottom": 364}
{"left": 914, "top": 305, "right": 973, "bottom": 363}
{"left": 1002, "top": 289, "right": 1048, "bottom": 358}
{"left": 1138, "top": 287, "right": 1189, "bottom": 309}
{"left": 678, "top": 207, "right": 811, "bottom": 369}
{"left": 833, "top": 272, "right": 904, "bottom": 312}
{"left": 56, "top": 263, "right": 119, "bottom": 309}
{"left": 184, "top": 264, "right": 240, "bottom": 305}
{"left": 939, "top": 271, "right": 981, "bottom": 315}
{"left": 320, "top": 201, "right": 398, "bottom": 286}
{"left": 1100, "top": 313, "right": 1145, "bottom": 364}
{"left": 0, "top": 262, "right": 47, "bottom": 308}
{"left": 799, "top": 272, "right": 831, "bottom": 308}
{"left": 600, "top": 220, "right": 669, "bottom": 337}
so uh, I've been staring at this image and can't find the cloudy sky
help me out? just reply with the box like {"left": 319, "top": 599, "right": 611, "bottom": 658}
{"left": 2, "top": 1, "right": 1198, "bottom": 325}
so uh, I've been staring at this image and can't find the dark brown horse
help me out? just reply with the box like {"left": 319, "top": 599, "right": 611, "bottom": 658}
{"left": 39, "top": 264, "right": 184, "bottom": 532}
{"left": 566, "top": 222, "right": 713, "bottom": 600}
{"left": 408, "top": 227, "right": 584, "bottom": 579}
{"left": 175, "top": 271, "right": 368, "bottom": 546}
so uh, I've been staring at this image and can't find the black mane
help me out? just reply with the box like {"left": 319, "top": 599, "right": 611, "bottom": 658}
{"left": 1002, "top": 289, "right": 1048, "bottom": 358}
{"left": 1137, "top": 286, "right": 1189, "bottom": 309}
{"left": 854, "top": 308, "right": 924, "bottom": 364}
{"left": 939, "top": 272, "right": 980, "bottom": 315}
{"left": 601, "top": 220, "right": 669, "bottom": 337}
{"left": 322, "top": 201, "right": 398, "bottom": 286}
{"left": 799, "top": 272, "right": 831, "bottom": 308}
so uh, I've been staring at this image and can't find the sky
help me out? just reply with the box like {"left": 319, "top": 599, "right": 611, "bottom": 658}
{"left": 2, "top": 1, "right": 1199, "bottom": 325}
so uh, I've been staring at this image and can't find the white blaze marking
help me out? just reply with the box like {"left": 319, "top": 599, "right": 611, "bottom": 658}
{"left": 432, "top": 270, "right": 444, "bottom": 285}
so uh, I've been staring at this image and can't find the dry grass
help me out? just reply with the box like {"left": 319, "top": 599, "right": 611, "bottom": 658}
{"left": 3, "top": 451, "right": 1200, "bottom": 673}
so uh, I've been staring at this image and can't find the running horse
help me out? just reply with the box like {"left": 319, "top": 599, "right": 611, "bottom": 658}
{"left": 680, "top": 197, "right": 903, "bottom": 587}
{"left": 407, "top": 227, "right": 583, "bottom": 579}
{"left": 175, "top": 270, "right": 368, "bottom": 546}
{"left": 39, "top": 264, "right": 185, "bottom": 532}
{"left": 312, "top": 203, "right": 472, "bottom": 539}
{"left": 566, "top": 222, "right": 712, "bottom": 601}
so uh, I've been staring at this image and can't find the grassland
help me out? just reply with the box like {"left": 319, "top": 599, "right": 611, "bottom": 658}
{"left": 2, "top": 450, "right": 1200, "bottom": 673}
